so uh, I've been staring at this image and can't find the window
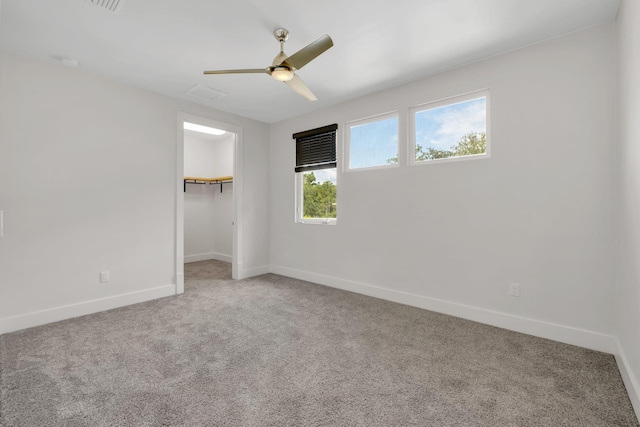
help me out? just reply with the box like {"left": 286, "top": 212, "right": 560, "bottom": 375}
{"left": 346, "top": 113, "right": 399, "bottom": 170}
{"left": 294, "top": 124, "right": 338, "bottom": 224}
{"left": 411, "top": 91, "right": 489, "bottom": 164}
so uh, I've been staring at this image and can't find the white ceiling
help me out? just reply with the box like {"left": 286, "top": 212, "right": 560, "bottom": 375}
{"left": 0, "top": 0, "right": 620, "bottom": 123}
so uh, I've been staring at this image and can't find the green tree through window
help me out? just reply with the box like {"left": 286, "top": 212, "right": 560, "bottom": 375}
{"left": 303, "top": 171, "right": 337, "bottom": 219}
{"left": 387, "top": 131, "right": 486, "bottom": 163}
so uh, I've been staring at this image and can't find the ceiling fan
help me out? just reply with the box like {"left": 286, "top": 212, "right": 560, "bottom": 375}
{"left": 204, "top": 28, "right": 333, "bottom": 101}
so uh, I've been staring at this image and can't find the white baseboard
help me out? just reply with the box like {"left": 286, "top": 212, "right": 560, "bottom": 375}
{"left": 236, "top": 264, "right": 270, "bottom": 280}
{"left": 0, "top": 284, "right": 176, "bottom": 335}
{"left": 614, "top": 339, "right": 640, "bottom": 419}
{"left": 269, "top": 265, "right": 616, "bottom": 354}
{"left": 184, "top": 252, "right": 232, "bottom": 264}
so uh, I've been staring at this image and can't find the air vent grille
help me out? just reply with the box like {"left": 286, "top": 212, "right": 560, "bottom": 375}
{"left": 85, "top": 0, "right": 124, "bottom": 14}
{"left": 185, "top": 84, "right": 226, "bottom": 101}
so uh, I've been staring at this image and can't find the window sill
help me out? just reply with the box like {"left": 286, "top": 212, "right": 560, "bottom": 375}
{"left": 297, "top": 219, "right": 337, "bottom": 225}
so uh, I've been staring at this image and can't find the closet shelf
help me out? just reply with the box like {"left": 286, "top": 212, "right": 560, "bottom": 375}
{"left": 184, "top": 176, "right": 233, "bottom": 193}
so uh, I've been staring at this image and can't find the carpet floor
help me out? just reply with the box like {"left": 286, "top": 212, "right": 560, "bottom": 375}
{"left": 0, "top": 260, "right": 638, "bottom": 426}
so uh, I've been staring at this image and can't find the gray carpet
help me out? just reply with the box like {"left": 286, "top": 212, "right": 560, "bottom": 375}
{"left": 1, "top": 260, "right": 638, "bottom": 426}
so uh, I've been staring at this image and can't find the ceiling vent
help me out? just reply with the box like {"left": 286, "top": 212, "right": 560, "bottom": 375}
{"left": 185, "top": 84, "right": 226, "bottom": 101}
{"left": 85, "top": 0, "right": 124, "bottom": 14}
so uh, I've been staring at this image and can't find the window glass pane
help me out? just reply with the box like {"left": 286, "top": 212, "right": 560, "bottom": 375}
{"left": 414, "top": 97, "right": 486, "bottom": 161}
{"left": 349, "top": 116, "right": 398, "bottom": 169}
{"left": 302, "top": 169, "right": 337, "bottom": 219}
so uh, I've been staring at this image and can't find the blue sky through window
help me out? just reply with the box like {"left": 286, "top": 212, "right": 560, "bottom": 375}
{"left": 415, "top": 97, "right": 486, "bottom": 154}
{"left": 307, "top": 168, "right": 336, "bottom": 185}
{"left": 349, "top": 116, "right": 398, "bottom": 169}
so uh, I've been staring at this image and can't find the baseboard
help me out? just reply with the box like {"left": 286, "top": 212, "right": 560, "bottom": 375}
{"left": 614, "top": 339, "right": 640, "bottom": 419}
{"left": 0, "top": 284, "right": 176, "bottom": 335}
{"left": 184, "top": 252, "right": 232, "bottom": 263}
{"left": 269, "top": 265, "right": 616, "bottom": 354}
{"left": 236, "top": 264, "right": 270, "bottom": 280}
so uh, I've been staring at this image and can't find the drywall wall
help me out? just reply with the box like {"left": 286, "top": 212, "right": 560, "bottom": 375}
{"left": 184, "top": 132, "right": 234, "bottom": 262}
{"left": 615, "top": 0, "right": 640, "bottom": 414}
{"left": 0, "top": 49, "right": 269, "bottom": 333}
{"left": 270, "top": 24, "right": 617, "bottom": 352}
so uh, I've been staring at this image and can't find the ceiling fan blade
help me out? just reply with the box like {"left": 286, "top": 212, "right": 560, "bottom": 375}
{"left": 284, "top": 74, "right": 317, "bottom": 101}
{"left": 281, "top": 35, "right": 333, "bottom": 70}
{"left": 204, "top": 68, "right": 268, "bottom": 75}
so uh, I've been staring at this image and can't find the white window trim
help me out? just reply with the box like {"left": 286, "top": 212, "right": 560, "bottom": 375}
{"left": 295, "top": 170, "right": 337, "bottom": 225}
{"left": 344, "top": 111, "right": 400, "bottom": 172}
{"left": 409, "top": 89, "right": 490, "bottom": 166}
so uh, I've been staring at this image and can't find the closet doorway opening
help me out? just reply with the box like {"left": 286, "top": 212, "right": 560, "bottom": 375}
{"left": 175, "top": 113, "right": 243, "bottom": 294}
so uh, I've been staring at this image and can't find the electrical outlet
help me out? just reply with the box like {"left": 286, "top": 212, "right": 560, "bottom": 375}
{"left": 510, "top": 283, "right": 521, "bottom": 297}
{"left": 100, "top": 271, "right": 110, "bottom": 283}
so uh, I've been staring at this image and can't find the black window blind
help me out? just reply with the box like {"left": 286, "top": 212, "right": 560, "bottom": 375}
{"left": 293, "top": 124, "right": 338, "bottom": 173}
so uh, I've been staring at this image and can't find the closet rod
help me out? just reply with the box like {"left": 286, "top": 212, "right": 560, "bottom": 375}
{"left": 183, "top": 177, "right": 233, "bottom": 193}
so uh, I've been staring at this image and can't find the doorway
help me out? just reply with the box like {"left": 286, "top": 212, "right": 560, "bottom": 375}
{"left": 175, "top": 113, "right": 243, "bottom": 294}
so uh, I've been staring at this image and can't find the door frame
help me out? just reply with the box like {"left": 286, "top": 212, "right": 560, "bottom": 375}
{"left": 176, "top": 112, "right": 243, "bottom": 293}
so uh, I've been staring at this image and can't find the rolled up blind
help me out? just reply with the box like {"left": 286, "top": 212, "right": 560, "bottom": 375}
{"left": 293, "top": 124, "right": 338, "bottom": 173}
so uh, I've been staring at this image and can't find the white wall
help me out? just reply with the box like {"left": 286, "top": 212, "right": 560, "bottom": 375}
{"left": 615, "top": 0, "right": 640, "bottom": 414}
{"left": 0, "top": 49, "right": 269, "bottom": 333}
{"left": 270, "top": 24, "right": 617, "bottom": 352}
{"left": 213, "top": 137, "right": 234, "bottom": 178}
{"left": 184, "top": 133, "right": 234, "bottom": 262}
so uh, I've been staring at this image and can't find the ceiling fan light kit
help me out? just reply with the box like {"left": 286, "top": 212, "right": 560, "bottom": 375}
{"left": 271, "top": 66, "right": 294, "bottom": 82}
{"left": 204, "top": 28, "right": 333, "bottom": 101}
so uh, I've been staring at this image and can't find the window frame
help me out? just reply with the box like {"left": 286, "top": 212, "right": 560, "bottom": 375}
{"left": 409, "top": 89, "right": 490, "bottom": 166}
{"left": 344, "top": 111, "right": 400, "bottom": 172}
{"left": 293, "top": 124, "right": 338, "bottom": 226}
{"left": 295, "top": 169, "right": 337, "bottom": 225}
